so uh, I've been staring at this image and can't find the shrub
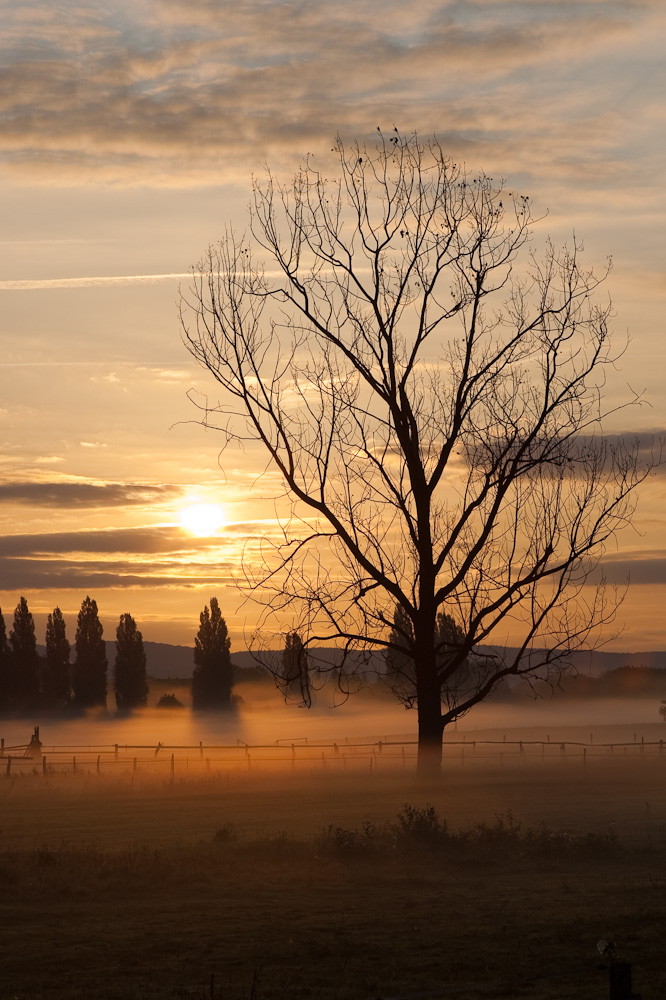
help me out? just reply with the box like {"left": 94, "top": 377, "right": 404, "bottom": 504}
{"left": 156, "top": 693, "right": 185, "bottom": 709}
{"left": 390, "top": 804, "right": 449, "bottom": 850}
{"left": 320, "top": 820, "right": 379, "bottom": 854}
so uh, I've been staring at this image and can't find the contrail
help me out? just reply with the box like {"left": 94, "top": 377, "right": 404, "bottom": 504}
{"left": 0, "top": 273, "right": 192, "bottom": 290}
{"left": 0, "top": 267, "right": 360, "bottom": 290}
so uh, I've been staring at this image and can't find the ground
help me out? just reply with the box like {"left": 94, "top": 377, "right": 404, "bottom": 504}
{"left": 2, "top": 722, "right": 666, "bottom": 999}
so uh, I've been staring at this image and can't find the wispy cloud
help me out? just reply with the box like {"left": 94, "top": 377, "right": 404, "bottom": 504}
{"left": 0, "top": 273, "right": 190, "bottom": 290}
{"left": 0, "top": 0, "right": 660, "bottom": 196}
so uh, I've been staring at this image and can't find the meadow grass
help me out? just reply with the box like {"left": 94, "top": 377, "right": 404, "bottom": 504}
{"left": 3, "top": 759, "right": 666, "bottom": 999}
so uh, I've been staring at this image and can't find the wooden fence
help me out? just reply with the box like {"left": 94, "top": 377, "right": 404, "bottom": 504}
{"left": 2, "top": 731, "right": 666, "bottom": 777}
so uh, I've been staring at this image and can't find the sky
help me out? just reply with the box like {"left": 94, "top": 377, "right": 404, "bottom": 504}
{"left": 1, "top": 0, "right": 665, "bottom": 650}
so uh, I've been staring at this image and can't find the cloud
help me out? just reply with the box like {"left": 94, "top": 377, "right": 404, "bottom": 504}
{"left": 0, "top": 480, "right": 185, "bottom": 507}
{"left": 0, "top": 558, "right": 236, "bottom": 591}
{"left": 0, "top": 0, "right": 658, "bottom": 191}
{"left": 598, "top": 551, "right": 666, "bottom": 586}
{"left": 0, "top": 526, "right": 226, "bottom": 556}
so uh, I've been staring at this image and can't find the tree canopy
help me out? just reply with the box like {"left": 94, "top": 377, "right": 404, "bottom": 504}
{"left": 114, "top": 613, "right": 149, "bottom": 712}
{"left": 192, "top": 597, "right": 233, "bottom": 710}
{"left": 9, "top": 596, "right": 40, "bottom": 713}
{"left": 72, "top": 596, "right": 108, "bottom": 709}
{"left": 43, "top": 607, "right": 71, "bottom": 710}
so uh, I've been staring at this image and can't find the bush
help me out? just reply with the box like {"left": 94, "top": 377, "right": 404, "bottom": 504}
{"left": 212, "top": 824, "right": 236, "bottom": 844}
{"left": 320, "top": 820, "right": 379, "bottom": 853}
{"left": 390, "top": 803, "right": 449, "bottom": 850}
{"left": 156, "top": 693, "right": 185, "bottom": 709}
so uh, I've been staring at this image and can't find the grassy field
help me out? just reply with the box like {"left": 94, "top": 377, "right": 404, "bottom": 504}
{"left": 3, "top": 748, "right": 666, "bottom": 1000}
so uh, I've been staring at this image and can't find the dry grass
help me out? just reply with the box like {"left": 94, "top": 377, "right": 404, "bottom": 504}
{"left": 3, "top": 758, "right": 666, "bottom": 999}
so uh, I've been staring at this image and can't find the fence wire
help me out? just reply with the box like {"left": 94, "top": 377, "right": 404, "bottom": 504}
{"left": 2, "top": 734, "right": 666, "bottom": 776}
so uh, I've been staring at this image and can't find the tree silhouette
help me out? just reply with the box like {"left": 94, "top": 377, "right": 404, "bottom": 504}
{"left": 280, "top": 630, "right": 310, "bottom": 701}
{"left": 385, "top": 606, "right": 470, "bottom": 710}
{"left": 192, "top": 597, "right": 233, "bottom": 709}
{"left": 9, "top": 596, "right": 40, "bottom": 713}
{"left": 182, "top": 131, "right": 652, "bottom": 778}
{"left": 0, "top": 607, "right": 14, "bottom": 716}
{"left": 72, "top": 596, "right": 107, "bottom": 709}
{"left": 43, "top": 607, "right": 71, "bottom": 710}
{"left": 114, "top": 613, "right": 149, "bottom": 712}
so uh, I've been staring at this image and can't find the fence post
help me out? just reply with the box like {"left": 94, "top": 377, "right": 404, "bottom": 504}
{"left": 1, "top": 738, "right": 4, "bottom": 756}
{"left": 6, "top": 755, "right": 11, "bottom": 776}
{"left": 378, "top": 741, "right": 383, "bottom": 754}
{"left": 73, "top": 756, "right": 76, "bottom": 773}
{"left": 609, "top": 961, "right": 632, "bottom": 1000}
{"left": 114, "top": 743, "right": 118, "bottom": 760}
{"left": 200, "top": 741, "right": 203, "bottom": 760}
{"left": 133, "top": 757, "right": 137, "bottom": 772}
{"left": 96, "top": 755, "right": 100, "bottom": 773}
{"left": 170, "top": 753, "right": 175, "bottom": 780}
{"left": 43, "top": 755, "right": 47, "bottom": 777}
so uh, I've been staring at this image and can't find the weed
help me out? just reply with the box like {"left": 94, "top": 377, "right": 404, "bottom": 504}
{"left": 320, "top": 820, "right": 379, "bottom": 853}
{"left": 212, "top": 823, "right": 236, "bottom": 844}
{"left": 390, "top": 803, "right": 449, "bottom": 850}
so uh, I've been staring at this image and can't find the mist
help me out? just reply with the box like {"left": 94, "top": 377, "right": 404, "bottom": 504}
{"left": 2, "top": 679, "right": 663, "bottom": 757}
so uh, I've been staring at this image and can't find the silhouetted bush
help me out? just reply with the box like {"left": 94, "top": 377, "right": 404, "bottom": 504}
{"left": 156, "top": 693, "right": 185, "bottom": 709}
{"left": 318, "top": 804, "right": 621, "bottom": 860}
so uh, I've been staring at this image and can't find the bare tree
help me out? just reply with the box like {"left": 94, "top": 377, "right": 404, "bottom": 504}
{"left": 181, "top": 130, "right": 653, "bottom": 778}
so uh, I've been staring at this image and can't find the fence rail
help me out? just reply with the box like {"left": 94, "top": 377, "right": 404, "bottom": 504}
{"left": 2, "top": 731, "right": 666, "bottom": 777}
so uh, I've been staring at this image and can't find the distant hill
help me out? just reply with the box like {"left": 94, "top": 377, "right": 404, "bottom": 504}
{"left": 36, "top": 641, "right": 666, "bottom": 682}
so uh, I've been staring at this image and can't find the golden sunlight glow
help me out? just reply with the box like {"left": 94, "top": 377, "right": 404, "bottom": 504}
{"left": 180, "top": 503, "right": 226, "bottom": 537}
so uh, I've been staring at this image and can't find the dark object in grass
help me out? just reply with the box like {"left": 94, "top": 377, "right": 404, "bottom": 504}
{"left": 156, "top": 693, "right": 185, "bottom": 709}
{"left": 212, "top": 823, "right": 236, "bottom": 843}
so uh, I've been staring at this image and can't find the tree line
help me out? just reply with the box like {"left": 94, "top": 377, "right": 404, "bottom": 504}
{"left": 0, "top": 594, "right": 234, "bottom": 717}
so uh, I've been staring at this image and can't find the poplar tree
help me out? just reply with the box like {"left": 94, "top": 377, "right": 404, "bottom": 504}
{"left": 9, "top": 596, "right": 40, "bottom": 713}
{"left": 114, "top": 613, "right": 149, "bottom": 712}
{"left": 72, "top": 596, "right": 108, "bottom": 709}
{"left": 192, "top": 597, "right": 233, "bottom": 709}
{"left": 43, "top": 607, "right": 71, "bottom": 710}
{"left": 280, "top": 630, "right": 309, "bottom": 700}
{"left": 0, "top": 607, "right": 14, "bottom": 716}
{"left": 384, "top": 605, "right": 469, "bottom": 711}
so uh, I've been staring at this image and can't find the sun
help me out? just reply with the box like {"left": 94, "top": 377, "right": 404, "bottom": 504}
{"left": 180, "top": 503, "right": 226, "bottom": 537}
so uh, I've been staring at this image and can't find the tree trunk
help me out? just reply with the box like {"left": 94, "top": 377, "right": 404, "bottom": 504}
{"left": 415, "top": 626, "right": 444, "bottom": 782}
{"left": 416, "top": 702, "right": 444, "bottom": 781}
